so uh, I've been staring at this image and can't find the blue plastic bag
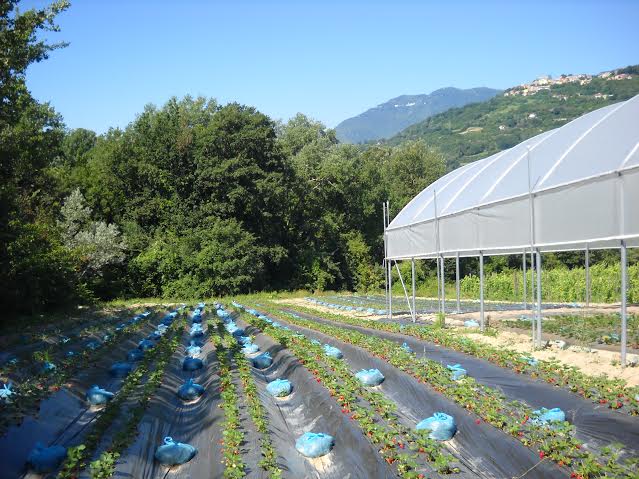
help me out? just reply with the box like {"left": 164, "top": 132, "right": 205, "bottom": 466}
{"left": 231, "top": 328, "right": 246, "bottom": 338}
{"left": 355, "top": 369, "right": 385, "bottom": 386}
{"left": 252, "top": 352, "right": 273, "bottom": 369}
{"left": 532, "top": 407, "right": 566, "bottom": 425}
{"left": 237, "top": 335, "right": 252, "bottom": 345}
{"left": 138, "top": 339, "right": 155, "bottom": 351}
{"left": 464, "top": 320, "right": 479, "bottom": 328}
{"left": 447, "top": 364, "right": 467, "bottom": 381}
{"left": 154, "top": 437, "right": 197, "bottom": 465}
{"left": 185, "top": 345, "right": 201, "bottom": 357}
{"left": 177, "top": 378, "right": 205, "bottom": 401}
{"left": 416, "top": 412, "right": 457, "bottom": 441}
{"left": 295, "top": 432, "right": 334, "bottom": 458}
{"left": 110, "top": 362, "right": 133, "bottom": 378}
{"left": 521, "top": 355, "right": 538, "bottom": 366}
{"left": 242, "top": 343, "right": 260, "bottom": 355}
{"left": 401, "top": 342, "right": 412, "bottom": 353}
{"left": 266, "top": 378, "right": 292, "bottom": 397}
{"left": 126, "top": 349, "right": 144, "bottom": 363}
{"left": 41, "top": 361, "right": 57, "bottom": 373}
{"left": 27, "top": 442, "right": 67, "bottom": 473}
{"left": 323, "top": 344, "right": 343, "bottom": 359}
{"left": 86, "top": 385, "right": 115, "bottom": 405}
{"left": 0, "top": 382, "right": 13, "bottom": 402}
{"left": 183, "top": 356, "right": 203, "bottom": 371}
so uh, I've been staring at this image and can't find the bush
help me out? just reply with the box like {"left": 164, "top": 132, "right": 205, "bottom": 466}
{"left": 1, "top": 220, "right": 81, "bottom": 313}
{"left": 459, "top": 264, "right": 638, "bottom": 303}
{"left": 130, "top": 218, "right": 264, "bottom": 298}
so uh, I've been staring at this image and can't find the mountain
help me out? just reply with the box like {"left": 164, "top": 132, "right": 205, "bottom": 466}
{"left": 335, "top": 87, "right": 501, "bottom": 144}
{"left": 387, "top": 65, "right": 639, "bottom": 170}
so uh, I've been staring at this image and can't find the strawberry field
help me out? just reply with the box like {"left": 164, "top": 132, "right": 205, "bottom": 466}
{"left": 1, "top": 299, "right": 638, "bottom": 479}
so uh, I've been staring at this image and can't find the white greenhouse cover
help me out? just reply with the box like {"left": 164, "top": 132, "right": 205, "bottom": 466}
{"left": 386, "top": 94, "right": 639, "bottom": 259}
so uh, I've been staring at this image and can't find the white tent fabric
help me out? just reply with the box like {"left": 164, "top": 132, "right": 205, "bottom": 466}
{"left": 386, "top": 94, "right": 639, "bottom": 260}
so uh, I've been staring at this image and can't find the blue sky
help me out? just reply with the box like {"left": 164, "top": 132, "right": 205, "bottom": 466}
{"left": 23, "top": 0, "right": 639, "bottom": 133}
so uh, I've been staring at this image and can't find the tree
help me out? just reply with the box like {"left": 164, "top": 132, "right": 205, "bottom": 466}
{"left": 0, "top": 1, "right": 70, "bottom": 313}
{"left": 58, "top": 189, "right": 126, "bottom": 279}
{"left": 131, "top": 218, "right": 263, "bottom": 298}
{"left": 385, "top": 140, "right": 446, "bottom": 215}
{"left": 60, "top": 128, "right": 97, "bottom": 166}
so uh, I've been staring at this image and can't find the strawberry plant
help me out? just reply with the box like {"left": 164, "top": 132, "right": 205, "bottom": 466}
{"left": 234, "top": 306, "right": 459, "bottom": 477}
{"left": 249, "top": 301, "right": 638, "bottom": 479}
{"left": 281, "top": 302, "right": 639, "bottom": 416}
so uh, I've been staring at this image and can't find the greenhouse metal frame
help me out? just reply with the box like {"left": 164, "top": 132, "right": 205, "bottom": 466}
{"left": 383, "top": 94, "right": 639, "bottom": 366}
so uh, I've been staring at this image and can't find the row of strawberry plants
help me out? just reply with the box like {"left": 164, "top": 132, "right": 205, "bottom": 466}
{"left": 234, "top": 308, "right": 459, "bottom": 479}
{"left": 258, "top": 303, "right": 638, "bottom": 479}
{"left": 55, "top": 315, "right": 185, "bottom": 479}
{"left": 0, "top": 309, "right": 158, "bottom": 435}
{"left": 210, "top": 320, "right": 247, "bottom": 478}
{"left": 282, "top": 302, "right": 639, "bottom": 415}
{"left": 1, "top": 305, "right": 139, "bottom": 352}
{"left": 210, "top": 316, "right": 282, "bottom": 478}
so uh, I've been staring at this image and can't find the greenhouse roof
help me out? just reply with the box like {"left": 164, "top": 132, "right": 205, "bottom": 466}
{"left": 386, "top": 94, "right": 639, "bottom": 259}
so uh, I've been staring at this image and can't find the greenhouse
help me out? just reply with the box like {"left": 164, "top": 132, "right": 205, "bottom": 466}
{"left": 384, "top": 94, "right": 639, "bottom": 364}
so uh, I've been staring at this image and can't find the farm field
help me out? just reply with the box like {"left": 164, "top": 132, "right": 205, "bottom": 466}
{"left": 310, "top": 293, "right": 580, "bottom": 315}
{"left": 3, "top": 299, "right": 638, "bottom": 479}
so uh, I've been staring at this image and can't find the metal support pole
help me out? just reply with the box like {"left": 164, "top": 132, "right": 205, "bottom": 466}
{"left": 455, "top": 252, "right": 461, "bottom": 313}
{"left": 530, "top": 250, "right": 535, "bottom": 344}
{"left": 435, "top": 256, "right": 442, "bottom": 313}
{"left": 411, "top": 258, "right": 416, "bottom": 322}
{"left": 395, "top": 261, "right": 414, "bottom": 319}
{"left": 523, "top": 251, "right": 527, "bottom": 309}
{"left": 479, "top": 252, "right": 485, "bottom": 332}
{"left": 621, "top": 241, "right": 628, "bottom": 367}
{"left": 585, "top": 245, "right": 591, "bottom": 307}
{"left": 440, "top": 255, "right": 446, "bottom": 314}
{"left": 535, "top": 250, "right": 542, "bottom": 348}
{"left": 388, "top": 258, "right": 393, "bottom": 320}
{"left": 383, "top": 202, "right": 388, "bottom": 318}
{"left": 387, "top": 201, "right": 392, "bottom": 320}
{"left": 530, "top": 250, "right": 535, "bottom": 305}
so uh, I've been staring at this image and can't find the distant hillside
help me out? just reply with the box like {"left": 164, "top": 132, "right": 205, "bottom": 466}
{"left": 335, "top": 87, "right": 501, "bottom": 144}
{"left": 388, "top": 65, "right": 639, "bottom": 170}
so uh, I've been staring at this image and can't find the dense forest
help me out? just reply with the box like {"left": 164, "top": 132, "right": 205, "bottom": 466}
{"left": 1, "top": 1, "right": 636, "bottom": 315}
{"left": 1, "top": 1, "right": 450, "bottom": 313}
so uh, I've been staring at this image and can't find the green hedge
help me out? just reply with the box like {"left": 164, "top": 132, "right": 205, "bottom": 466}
{"left": 392, "top": 264, "right": 638, "bottom": 304}
{"left": 459, "top": 264, "right": 638, "bottom": 303}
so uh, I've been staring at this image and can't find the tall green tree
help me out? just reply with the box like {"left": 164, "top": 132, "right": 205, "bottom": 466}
{"left": 0, "top": 0, "right": 72, "bottom": 313}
